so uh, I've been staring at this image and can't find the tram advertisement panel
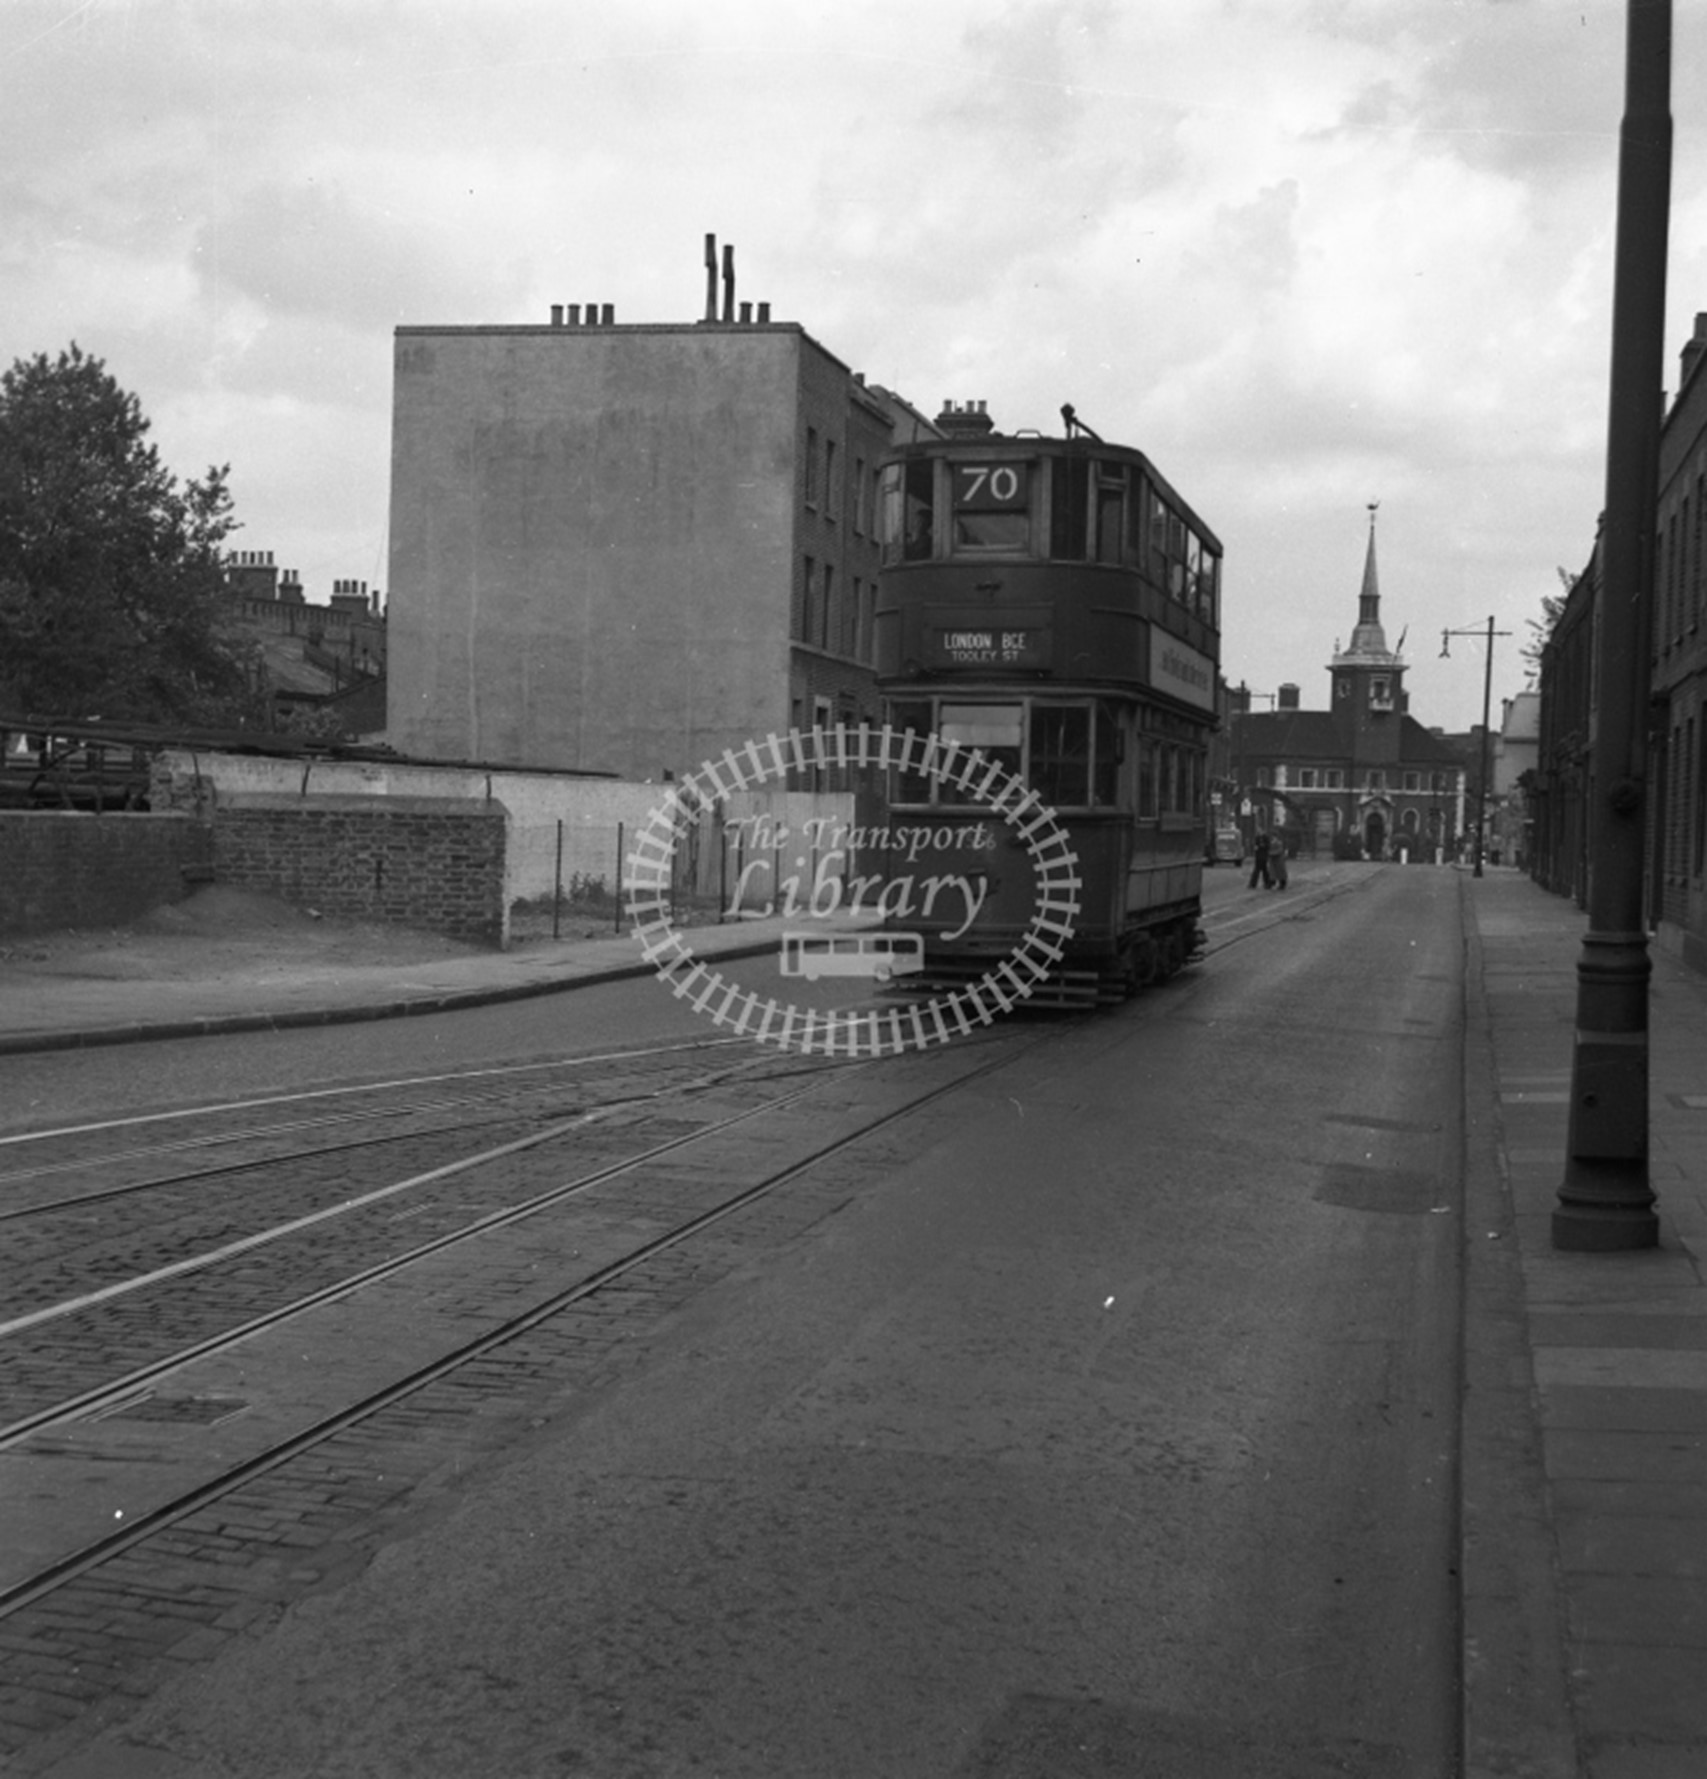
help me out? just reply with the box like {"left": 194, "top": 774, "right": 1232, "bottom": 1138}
{"left": 1149, "top": 631, "right": 1215, "bottom": 712}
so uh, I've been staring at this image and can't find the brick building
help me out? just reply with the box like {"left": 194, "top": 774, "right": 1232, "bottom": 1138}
{"left": 222, "top": 550, "right": 387, "bottom": 734}
{"left": 1533, "top": 312, "right": 1707, "bottom": 972}
{"left": 384, "top": 254, "right": 935, "bottom": 780}
{"left": 1652, "top": 312, "right": 1707, "bottom": 968}
{"left": 1228, "top": 512, "right": 1466, "bottom": 859}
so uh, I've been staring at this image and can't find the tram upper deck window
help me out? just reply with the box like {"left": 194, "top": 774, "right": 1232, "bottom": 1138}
{"left": 878, "top": 461, "right": 937, "bottom": 564}
{"left": 1048, "top": 457, "right": 1128, "bottom": 563}
{"left": 1050, "top": 457, "right": 1089, "bottom": 559}
{"left": 950, "top": 462, "right": 1030, "bottom": 553}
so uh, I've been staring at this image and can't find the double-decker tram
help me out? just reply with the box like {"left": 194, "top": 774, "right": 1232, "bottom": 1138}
{"left": 872, "top": 402, "right": 1222, "bottom": 1005}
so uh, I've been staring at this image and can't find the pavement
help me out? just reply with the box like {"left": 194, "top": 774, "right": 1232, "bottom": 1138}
{"left": 1460, "top": 872, "right": 1706, "bottom": 1779}
{"left": 0, "top": 909, "right": 802, "bottom": 1055}
{"left": 1, "top": 869, "right": 1703, "bottom": 1776}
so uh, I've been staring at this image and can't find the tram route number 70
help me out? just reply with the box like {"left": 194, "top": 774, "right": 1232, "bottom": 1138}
{"left": 954, "top": 464, "right": 1026, "bottom": 510}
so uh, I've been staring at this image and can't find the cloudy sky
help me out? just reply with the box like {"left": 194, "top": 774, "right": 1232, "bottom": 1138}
{"left": 5, "top": 0, "right": 1703, "bottom": 733}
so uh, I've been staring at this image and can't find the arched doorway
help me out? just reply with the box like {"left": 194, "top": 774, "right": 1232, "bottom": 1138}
{"left": 1364, "top": 810, "right": 1387, "bottom": 858}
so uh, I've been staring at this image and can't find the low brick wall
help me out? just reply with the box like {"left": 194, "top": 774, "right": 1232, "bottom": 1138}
{"left": 0, "top": 812, "right": 213, "bottom": 937}
{"left": 213, "top": 795, "right": 508, "bottom": 946}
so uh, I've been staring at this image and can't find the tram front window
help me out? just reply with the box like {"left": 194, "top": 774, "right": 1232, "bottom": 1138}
{"left": 939, "top": 703, "right": 1023, "bottom": 784}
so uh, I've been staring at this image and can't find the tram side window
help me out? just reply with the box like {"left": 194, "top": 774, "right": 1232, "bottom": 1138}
{"left": 1095, "top": 467, "right": 1125, "bottom": 564}
{"left": 1029, "top": 706, "right": 1091, "bottom": 807}
{"left": 1148, "top": 492, "right": 1169, "bottom": 588}
{"left": 1195, "top": 546, "right": 1219, "bottom": 627}
{"left": 1137, "top": 738, "right": 1159, "bottom": 820}
{"left": 1094, "top": 703, "right": 1121, "bottom": 805}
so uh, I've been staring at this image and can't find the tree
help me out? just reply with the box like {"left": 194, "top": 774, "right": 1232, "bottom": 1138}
{"left": 1520, "top": 567, "right": 1577, "bottom": 680}
{"left": 0, "top": 343, "right": 265, "bottom": 725}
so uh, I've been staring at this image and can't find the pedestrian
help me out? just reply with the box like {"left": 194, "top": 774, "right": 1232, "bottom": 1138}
{"left": 1270, "top": 835, "right": 1289, "bottom": 889}
{"left": 1248, "top": 831, "right": 1271, "bottom": 890}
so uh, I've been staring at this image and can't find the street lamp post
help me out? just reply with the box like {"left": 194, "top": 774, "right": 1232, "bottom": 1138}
{"left": 1553, "top": 0, "right": 1670, "bottom": 1252}
{"left": 1440, "top": 619, "right": 1510, "bottom": 878}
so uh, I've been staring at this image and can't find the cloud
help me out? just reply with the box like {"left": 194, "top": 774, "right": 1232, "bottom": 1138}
{"left": 1, "top": 0, "right": 1700, "bottom": 731}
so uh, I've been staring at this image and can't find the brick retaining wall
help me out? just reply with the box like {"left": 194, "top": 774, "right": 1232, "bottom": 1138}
{"left": 0, "top": 813, "right": 213, "bottom": 937}
{"left": 213, "top": 795, "right": 508, "bottom": 946}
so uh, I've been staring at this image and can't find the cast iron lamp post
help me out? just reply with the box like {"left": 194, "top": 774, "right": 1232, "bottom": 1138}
{"left": 1440, "top": 620, "right": 1509, "bottom": 878}
{"left": 1553, "top": 0, "right": 1670, "bottom": 1252}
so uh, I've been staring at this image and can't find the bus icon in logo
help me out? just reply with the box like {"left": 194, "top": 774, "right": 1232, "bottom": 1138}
{"left": 780, "top": 931, "right": 926, "bottom": 984}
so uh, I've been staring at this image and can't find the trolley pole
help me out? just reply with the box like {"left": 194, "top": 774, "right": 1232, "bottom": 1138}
{"left": 1553, "top": 0, "right": 1670, "bottom": 1252}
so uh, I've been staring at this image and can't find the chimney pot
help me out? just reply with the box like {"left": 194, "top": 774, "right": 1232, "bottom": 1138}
{"left": 550, "top": 304, "right": 564, "bottom": 326}
{"left": 567, "top": 304, "right": 581, "bottom": 325}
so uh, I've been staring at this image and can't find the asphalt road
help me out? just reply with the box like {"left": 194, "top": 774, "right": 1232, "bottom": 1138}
{"left": 34, "top": 861, "right": 1466, "bottom": 1778}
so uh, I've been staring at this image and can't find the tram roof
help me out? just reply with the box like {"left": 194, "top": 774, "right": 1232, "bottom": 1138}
{"left": 883, "top": 427, "right": 1220, "bottom": 554}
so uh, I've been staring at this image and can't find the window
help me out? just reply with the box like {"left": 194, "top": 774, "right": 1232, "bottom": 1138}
{"left": 951, "top": 461, "right": 1030, "bottom": 552}
{"left": 939, "top": 703, "right": 1022, "bottom": 782}
{"left": 802, "top": 556, "right": 818, "bottom": 647}
{"left": 1030, "top": 706, "right": 1091, "bottom": 806}
{"left": 824, "top": 439, "right": 837, "bottom": 521}
{"left": 902, "top": 459, "right": 934, "bottom": 561}
{"left": 1367, "top": 769, "right": 1385, "bottom": 790}
{"left": 859, "top": 579, "right": 876, "bottom": 665}
{"left": 853, "top": 457, "right": 866, "bottom": 535}
{"left": 1094, "top": 467, "right": 1125, "bottom": 564}
{"left": 1050, "top": 457, "right": 1090, "bottom": 560}
{"left": 1297, "top": 768, "right": 1317, "bottom": 789}
{"left": 1403, "top": 771, "right": 1420, "bottom": 792}
{"left": 805, "top": 428, "right": 819, "bottom": 507}
{"left": 1138, "top": 739, "right": 1159, "bottom": 819}
{"left": 1326, "top": 768, "right": 1344, "bottom": 790}
{"left": 1195, "top": 547, "right": 1219, "bottom": 627}
{"left": 888, "top": 699, "right": 933, "bottom": 803}
{"left": 822, "top": 563, "right": 836, "bottom": 652}
{"left": 1094, "top": 703, "right": 1120, "bottom": 804}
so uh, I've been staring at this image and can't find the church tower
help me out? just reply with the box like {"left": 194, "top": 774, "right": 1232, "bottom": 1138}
{"left": 1329, "top": 504, "right": 1406, "bottom": 767}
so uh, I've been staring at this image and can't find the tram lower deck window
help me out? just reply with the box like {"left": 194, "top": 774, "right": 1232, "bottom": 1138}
{"left": 886, "top": 698, "right": 1122, "bottom": 809}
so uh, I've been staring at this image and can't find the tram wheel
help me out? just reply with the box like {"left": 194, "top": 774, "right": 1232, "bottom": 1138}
{"left": 1128, "top": 937, "right": 1158, "bottom": 991}
{"left": 1158, "top": 929, "right": 1183, "bottom": 980}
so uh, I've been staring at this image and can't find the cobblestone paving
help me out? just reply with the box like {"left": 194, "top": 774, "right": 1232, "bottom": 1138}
{"left": 0, "top": 1105, "right": 884, "bottom": 1773}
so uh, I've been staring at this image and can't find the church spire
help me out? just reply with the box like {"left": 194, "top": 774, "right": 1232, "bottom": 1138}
{"left": 1359, "top": 502, "right": 1381, "bottom": 629}
{"left": 1333, "top": 502, "right": 1393, "bottom": 664}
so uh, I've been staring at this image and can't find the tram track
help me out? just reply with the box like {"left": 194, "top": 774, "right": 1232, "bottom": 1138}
{"left": 0, "top": 1044, "right": 873, "bottom": 1424}
{"left": 0, "top": 891, "right": 1347, "bottom": 1618}
{"left": 0, "top": 1020, "right": 1046, "bottom": 1625}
